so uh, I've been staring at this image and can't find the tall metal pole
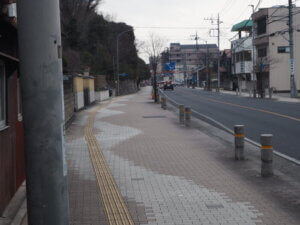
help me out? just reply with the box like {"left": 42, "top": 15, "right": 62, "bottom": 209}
{"left": 116, "top": 29, "right": 133, "bottom": 96}
{"left": 116, "top": 38, "right": 120, "bottom": 95}
{"left": 288, "top": 0, "right": 298, "bottom": 97}
{"left": 217, "top": 13, "right": 221, "bottom": 91}
{"left": 250, "top": 4, "right": 257, "bottom": 98}
{"left": 17, "top": 1, "right": 69, "bottom": 224}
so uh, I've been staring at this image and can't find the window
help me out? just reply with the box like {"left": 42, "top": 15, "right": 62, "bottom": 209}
{"left": 278, "top": 46, "right": 290, "bottom": 53}
{"left": 0, "top": 61, "right": 6, "bottom": 128}
{"left": 244, "top": 51, "right": 252, "bottom": 61}
{"left": 257, "top": 17, "right": 267, "bottom": 35}
{"left": 258, "top": 47, "right": 267, "bottom": 57}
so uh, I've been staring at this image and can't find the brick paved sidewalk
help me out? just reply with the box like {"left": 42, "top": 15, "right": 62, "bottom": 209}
{"left": 67, "top": 86, "right": 300, "bottom": 225}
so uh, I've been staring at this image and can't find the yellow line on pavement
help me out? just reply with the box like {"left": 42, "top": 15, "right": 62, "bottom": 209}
{"left": 84, "top": 102, "right": 134, "bottom": 225}
{"left": 199, "top": 96, "right": 300, "bottom": 122}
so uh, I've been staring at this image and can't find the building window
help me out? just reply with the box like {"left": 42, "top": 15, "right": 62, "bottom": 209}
{"left": 278, "top": 46, "right": 290, "bottom": 53}
{"left": 258, "top": 47, "right": 267, "bottom": 57}
{"left": 0, "top": 61, "right": 6, "bottom": 128}
{"left": 244, "top": 51, "right": 252, "bottom": 61}
{"left": 257, "top": 17, "right": 267, "bottom": 35}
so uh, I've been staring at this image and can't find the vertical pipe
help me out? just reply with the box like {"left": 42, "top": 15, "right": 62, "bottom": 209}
{"left": 17, "top": 0, "right": 69, "bottom": 224}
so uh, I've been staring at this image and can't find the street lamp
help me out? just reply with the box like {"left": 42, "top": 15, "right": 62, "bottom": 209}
{"left": 116, "top": 28, "right": 133, "bottom": 96}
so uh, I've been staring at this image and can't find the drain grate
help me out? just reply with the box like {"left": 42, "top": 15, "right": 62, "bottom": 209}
{"left": 143, "top": 115, "right": 166, "bottom": 118}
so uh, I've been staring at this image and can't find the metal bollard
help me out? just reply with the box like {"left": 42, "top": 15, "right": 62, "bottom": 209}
{"left": 161, "top": 97, "right": 164, "bottom": 108}
{"left": 162, "top": 97, "right": 167, "bottom": 110}
{"left": 234, "top": 125, "right": 245, "bottom": 160}
{"left": 179, "top": 105, "right": 185, "bottom": 124}
{"left": 269, "top": 87, "right": 273, "bottom": 99}
{"left": 261, "top": 134, "right": 273, "bottom": 177}
{"left": 184, "top": 107, "right": 191, "bottom": 127}
{"left": 157, "top": 94, "right": 160, "bottom": 104}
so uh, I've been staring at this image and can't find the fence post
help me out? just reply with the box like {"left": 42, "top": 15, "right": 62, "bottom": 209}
{"left": 261, "top": 134, "right": 273, "bottom": 177}
{"left": 184, "top": 107, "right": 191, "bottom": 127}
{"left": 179, "top": 105, "right": 185, "bottom": 124}
{"left": 234, "top": 125, "right": 245, "bottom": 160}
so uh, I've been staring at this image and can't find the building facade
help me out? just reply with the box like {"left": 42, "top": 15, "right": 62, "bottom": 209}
{"left": 0, "top": 0, "right": 26, "bottom": 214}
{"left": 231, "top": 20, "right": 254, "bottom": 91}
{"left": 169, "top": 43, "right": 219, "bottom": 86}
{"left": 253, "top": 5, "right": 300, "bottom": 93}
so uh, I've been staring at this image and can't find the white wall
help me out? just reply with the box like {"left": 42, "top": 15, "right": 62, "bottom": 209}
{"left": 95, "top": 90, "right": 109, "bottom": 102}
{"left": 75, "top": 92, "right": 84, "bottom": 111}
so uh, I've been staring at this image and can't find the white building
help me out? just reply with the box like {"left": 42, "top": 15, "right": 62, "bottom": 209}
{"left": 253, "top": 5, "right": 300, "bottom": 94}
{"left": 231, "top": 20, "right": 254, "bottom": 91}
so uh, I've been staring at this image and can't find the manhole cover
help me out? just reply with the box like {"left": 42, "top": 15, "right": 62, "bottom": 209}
{"left": 131, "top": 178, "right": 144, "bottom": 181}
{"left": 143, "top": 116, "right": 166, "bottom": 118}
{"left": 205, "top": 203, "right": 224, "bottom": 209}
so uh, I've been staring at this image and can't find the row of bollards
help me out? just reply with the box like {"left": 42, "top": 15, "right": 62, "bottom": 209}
{"left": 234, "top": 125, "right": 273, "bottom": 177}
{"left": 158, "top": 98, "right": 273, "bottom": 178}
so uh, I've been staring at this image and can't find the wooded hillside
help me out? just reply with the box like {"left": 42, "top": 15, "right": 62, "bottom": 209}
{"left": 60, "top": 0, "right": 150, "bottom": 82}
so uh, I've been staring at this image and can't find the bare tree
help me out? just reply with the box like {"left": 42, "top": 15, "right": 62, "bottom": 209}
{"left": 141, "top": 33, "right": 166, "bottom": 102}
{"left": 254, "top": 56, "right": 279, "bottom": 98}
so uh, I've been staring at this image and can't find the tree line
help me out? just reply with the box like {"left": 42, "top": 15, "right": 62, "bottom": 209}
{"left": 60, "top": 0, "right": 150, "bottom": 82}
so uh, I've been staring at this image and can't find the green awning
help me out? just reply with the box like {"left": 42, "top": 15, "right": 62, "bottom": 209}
{"left": 231, "top": 20, "right": 253, "bottom": 32}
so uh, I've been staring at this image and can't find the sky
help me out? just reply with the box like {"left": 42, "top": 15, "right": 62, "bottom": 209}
{"left": 98, "top": 0, "right": 299, "bottom": 61}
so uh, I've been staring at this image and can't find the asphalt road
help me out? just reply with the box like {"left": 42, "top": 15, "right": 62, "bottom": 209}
{"left": 163, "top": 87, "right": 300, "bottom": 161}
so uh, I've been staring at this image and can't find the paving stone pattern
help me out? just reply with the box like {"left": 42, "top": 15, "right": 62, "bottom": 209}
{"left": 65, "top": 87, "right": 300, "bottom": 225}
{"left": 66, "top": 111, "right": 108, "bottom": 225}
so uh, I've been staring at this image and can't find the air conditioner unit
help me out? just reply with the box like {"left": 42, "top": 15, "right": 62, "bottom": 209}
{"left": 7, "top": 3, "right": 17, "bottom": 18}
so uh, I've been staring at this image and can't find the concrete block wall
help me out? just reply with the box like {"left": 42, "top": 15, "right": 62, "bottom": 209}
{"left": 63, "top": 79, "right": 75, "bottom": 125}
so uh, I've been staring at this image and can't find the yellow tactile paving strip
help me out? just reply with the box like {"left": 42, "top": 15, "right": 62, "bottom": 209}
{"left": 84, "top": 103, "right": 134, "bottom": 225}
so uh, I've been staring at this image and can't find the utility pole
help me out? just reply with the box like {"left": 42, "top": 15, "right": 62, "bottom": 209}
{"left": 205, "top": 15, "right": 222, "bottom": 91}
{"left": 250, "top": 4, "right": 257, "bottom": 98}
{"left": 191, "top": 32, "right": 200, "bottom": 88}
{"left": 206, "top": 41, "right": 210, "bottom": 91}
{"left": 288, "top": 0, "right": 298, "bottom": 97}
{"left": 17, "top": 1, "right": 69, "bottom": 224}
{"left": 217, "top": 14, "right": 221, "bottom": 92}
{"left": 116, "top": 29, "right": 133, "bottom": 96}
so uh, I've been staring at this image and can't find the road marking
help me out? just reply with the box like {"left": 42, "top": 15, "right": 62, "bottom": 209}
{"left": 84, "top": 102, "right": 134, "bottom": 225}
{"left": 198, "top": 96, "right": 300, "bottom": 122}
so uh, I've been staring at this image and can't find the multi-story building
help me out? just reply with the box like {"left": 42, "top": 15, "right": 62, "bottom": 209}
{"left": 169, "top": 43, "right": 219, "bottom": 85}
{"left": 231, "top": 19, "right": 254, "bottom": 91}
{"left": 253, "top": 5, "right": 300, "bottom": 94}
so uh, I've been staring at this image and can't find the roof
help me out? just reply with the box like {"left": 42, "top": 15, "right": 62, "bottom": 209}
{"left": 231, "top": 20, "right": 253, "bottom": 32}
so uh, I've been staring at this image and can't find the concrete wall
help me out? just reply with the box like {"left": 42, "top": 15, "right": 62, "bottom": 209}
{"left": 119, "top": 79, "right": 138, "bottom": 95}
{"left": 95, "top": 90, "right": 110, "bottom": 101}
{"left": 73, "top": 76, "right": 84, "bottom": 110}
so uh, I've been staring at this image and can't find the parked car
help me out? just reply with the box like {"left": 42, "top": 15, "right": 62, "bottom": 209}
{"left": 164, "top": 81, "right": 174, "bottom": 90}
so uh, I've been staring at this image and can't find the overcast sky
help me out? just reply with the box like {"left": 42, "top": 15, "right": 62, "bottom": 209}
{"left": 98, "top": 0, "right": 298, "bottom": 61}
